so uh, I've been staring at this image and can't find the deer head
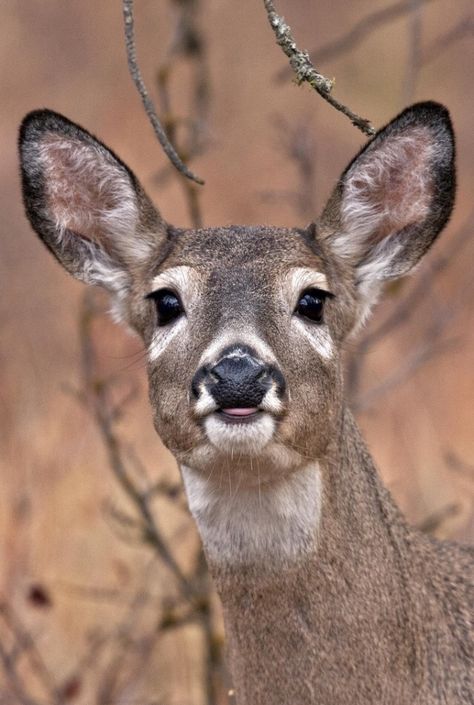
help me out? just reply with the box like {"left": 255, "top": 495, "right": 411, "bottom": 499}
{"left": 19, "top": 103, "right": 455, "bottom": 496}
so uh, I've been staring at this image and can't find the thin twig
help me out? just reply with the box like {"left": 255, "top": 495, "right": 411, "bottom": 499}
{"left": 346, "top": 216, "right": 474, "bottom": 401}
{"left": 77, "top": 293, "right": 194, "bottom": 600}
{"left": 275, "top": 0, "right": 436, "bottom": 81}
{"left": 417, "top": 502, "right": 460, "bottom": 534}
{"left": 366, "top": 219, "right": 472, "bottom": 349}
{"left": 263, "top": 0, "right": 375, "bottom": 136}
{"left": 352, "top": 336, "right": 459, "bottom": 412}
{"left": 357, "top": 254, "right": 474, "bottom": 410}
{"left": 94, "top": 562, "right": 168, "bottom": 705}
{"left": 0, "top": 639, "right": 47, "bottom": 705}
{"left": 444, "top": 451, "right": 474, "bottom": 480}
{"left": 353, "top": 258, "right": 474, "bottom": 411}
{"left": 259, "top": 115, "right": 318, "bottom": 217}
{"left": 421, "top": 15, "right": 474, "bottom": 65}
{"left": 155, "top": 0, "right": 210, "bottom": 227}
{"left": 0, "top": 603, "right": 59, "bottom": 705}
{"left": 401, "top": 0, "right": 423, "bottom": 106}
{"left": 122, "top": 0, "right": 204, "bottom": 185}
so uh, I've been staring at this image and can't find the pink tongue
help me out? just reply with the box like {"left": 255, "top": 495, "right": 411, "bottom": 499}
{"left": 222, "top": 408, "right": 258, "bottom": 417}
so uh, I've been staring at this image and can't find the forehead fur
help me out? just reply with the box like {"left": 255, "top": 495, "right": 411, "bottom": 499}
{"left": 156, "top": 225, "right": 326, "bottom": 274}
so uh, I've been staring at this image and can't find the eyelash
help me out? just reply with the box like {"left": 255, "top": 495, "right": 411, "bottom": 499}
{"left": 294, "top": 288, "right": 333, "bottom": 324}
{"left": 145, "top": 288, "right": 184, "bottom": 326}
{"left": 144, "top": 286, "right": 334, "bottom": 327}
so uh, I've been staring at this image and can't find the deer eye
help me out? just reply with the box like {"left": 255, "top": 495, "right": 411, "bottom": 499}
{"left": 146, "top": 288, "right": 184, "bottom": 326}
{"left": 295, "top": 288, "right": 331, "bottom": 323}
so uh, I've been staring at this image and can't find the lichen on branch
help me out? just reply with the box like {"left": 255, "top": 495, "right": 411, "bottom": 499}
{"left": 263, "top": 0, "right": 375, "bottom": 137}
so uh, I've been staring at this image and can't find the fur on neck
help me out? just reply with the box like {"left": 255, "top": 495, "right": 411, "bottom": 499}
{"left": 181, "top": 462, "right": 323, "bottom": 568}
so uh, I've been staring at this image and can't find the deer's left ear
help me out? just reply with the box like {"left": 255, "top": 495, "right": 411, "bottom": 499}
{"left": 320, "top": 102, "right": 455, "bottom": 321}
{"left": 19, "top": 109, "right": 166, "bottom": 294}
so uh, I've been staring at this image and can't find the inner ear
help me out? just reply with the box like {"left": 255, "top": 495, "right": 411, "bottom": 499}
{"left": 38, "top": 134, "right": 139, "bottom": 257}
{"left": 20, "top": 109, "right": 168, "bottom": 296}
{"left": 342, "top": 127, "right": 434, "bottom": 251}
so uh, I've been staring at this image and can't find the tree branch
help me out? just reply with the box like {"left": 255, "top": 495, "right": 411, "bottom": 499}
{"left": 352, "top": 335, "right": 459, "bottom": 412}
{"left": 154, "top": 0, "right": 210, "bottom": 227}
{"left": 361, "top": 216, "right": 473, "bottom": 350}
{"left": 275, "top": 0, "right": 436, "bottom": 81}
{"left": 417, "top": 502, "right": 460, "bottom": 534}
{"left": 401, "top": 0, "right": 423, "bottom": 106}
{"left": 263, "top": 0, "right": 375, "bottom": 136}
{"left": 77, "top": 293, "right": 194, "bottom": 600}
{"left": 0, "top": 603, "right": 58, "bottom": 705}
{"left": 346, "top": 215, "right": 474, "bottom": 401}
{"left": 421, "top": 15, "right": 474, "bottom": 65}
{"left": 122, "top": 0, "right": 205, "bottom": 185}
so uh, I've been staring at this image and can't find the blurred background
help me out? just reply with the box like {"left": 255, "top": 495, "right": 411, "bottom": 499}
{"left": 1, "top": 1, "right": 473, "bottom": 703}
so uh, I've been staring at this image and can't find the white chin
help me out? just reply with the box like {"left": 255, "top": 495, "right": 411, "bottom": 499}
{"left": 204, "top": 413, "right": 276, "bottom": 454}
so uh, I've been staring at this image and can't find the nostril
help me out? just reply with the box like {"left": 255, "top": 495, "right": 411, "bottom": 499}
{"left": 204, "top": 355, "right": 271, "bottom": 409}
{"left": 270, "top": 365, "right": 286, "bottom": 399}
{"left": 192, "top": 352, "right": 287, "bottom": 414}
{"left": 191, "top": 365, "right": 210, "bottom": 398}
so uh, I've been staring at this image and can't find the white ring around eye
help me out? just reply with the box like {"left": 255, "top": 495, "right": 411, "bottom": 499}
{"left": 148, "top": 317, "right": 186, "bottom": 361}
{"left": 292, "top": 317, "right": 334, "bottom": 360}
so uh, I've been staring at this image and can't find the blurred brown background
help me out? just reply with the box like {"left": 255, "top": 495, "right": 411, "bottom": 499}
{"left": 1, "top": 1, "right": 473, "bottom": 703}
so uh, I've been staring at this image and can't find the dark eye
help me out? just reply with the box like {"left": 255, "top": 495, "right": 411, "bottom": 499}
{"left": 146, "top": 288, "right": 184, "bottom": 326}
{"left": 295, "top": 288, "right": 331, "bottom": 323}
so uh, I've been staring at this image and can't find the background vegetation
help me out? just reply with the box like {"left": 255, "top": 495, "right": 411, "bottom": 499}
{"left": 0, "top": 1, "right": 473, "bottom": 703}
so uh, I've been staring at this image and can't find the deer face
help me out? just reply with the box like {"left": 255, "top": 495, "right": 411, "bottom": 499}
{"left": 142, "top": 224, "right": 351, "bottom": 481}
{"left": 19, "top": 104, "right": 455, "bottom": 486}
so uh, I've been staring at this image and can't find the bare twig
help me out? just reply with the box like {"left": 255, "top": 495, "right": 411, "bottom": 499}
{"left": 77, "top": 293, "right": 194, "bottom": 599}
{"left": 353, "top": 242, "right": 474, "bottom": 412}
{"left": 417, "top": 503, "right": 460, "bottom": 534}
{"left": 346, "top": 216, "right": 474, "bottom": 401}
{"left": 122, "top": 0, "right": 205, "bottom": 185}
{"left": 154, "top": 0, "right": 210, "bottom": 228}
{"left": 275, "top": 0, "right": 436, "bottom": 81}
{"left": 191, "top": 548, "right": 228, "bottom": 705}
{"left": 0, "top": 602, "right": 58, "bottom": 705}
{"left": 369, "top": 227, "right": 471, "bottom": 348}
{"left": 352, "top": 336, "right": 459, "bottom": 412}
{"left": 421, "top": 15, "right": 474, "bottom": 65}
{"left": 263, "top": 0, "right": 375, "bottom": 136}
{"left": 74, "top": 291, "right": 225, "bottom": 703}
{"left": 402, "top": 0, "right": 423, "bottom": 106}
{"left": 444, "top": 451, "right": 474, "bottom": 481}
{"left": 259, "top": 115, "right": 318, "bottom": 218}
{"left": 0, "top": 638, "right": 46, "bottom": 705}
{"left": 95, "top": 567, "right": 157, "bottom": 705}
{"left": 352, "top": 257, "right": 474, "bottom": 412}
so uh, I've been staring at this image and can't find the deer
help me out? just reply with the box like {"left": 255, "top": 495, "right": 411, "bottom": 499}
{"left": 19, "top": 101, "right": 473, "bottom": 704}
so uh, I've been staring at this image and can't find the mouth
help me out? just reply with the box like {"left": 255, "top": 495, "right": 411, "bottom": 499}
{"left": 202, "top": 406, "right": 276, "bottom": 453}
{"left": 217, "top": 407, "right": 262, "bottom": 424}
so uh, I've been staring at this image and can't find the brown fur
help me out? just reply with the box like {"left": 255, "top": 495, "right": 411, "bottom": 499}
{"left": 19, "top": 103, "right": 472, "bottom": 703}
{"left": 217, "top": 411, "right": 473, "bottom": 704}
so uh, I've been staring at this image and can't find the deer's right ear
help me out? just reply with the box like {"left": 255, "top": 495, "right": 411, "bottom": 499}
{"left": 319, "top": 102, "right": 455, "bottom": 324}
{"left": 19, "top": 109, "right": 166, "bottom": 296}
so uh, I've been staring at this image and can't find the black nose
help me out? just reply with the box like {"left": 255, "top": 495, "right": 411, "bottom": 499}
{"left": 210, "top": 354, "right": 269, "bottom": 408}
{"left": 191, "top": 346, "right": 285, "bottom": 409}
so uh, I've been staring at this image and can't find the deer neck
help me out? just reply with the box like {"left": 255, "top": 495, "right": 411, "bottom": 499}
{"left": 181, "top": 406, "right": 412, "bottom": 576}
{"left": 181, "top": 406, "right": 424, "bottom": 704}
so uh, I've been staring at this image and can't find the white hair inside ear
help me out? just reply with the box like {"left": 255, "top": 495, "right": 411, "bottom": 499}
{"left": 38, "top": 135, "right": 147, "bottom": 258}
{"left": 333, "top": 127, "right": 434, "bottom": 262}
{"left": 321, "top": 104, "right": 454, "bottom": 328}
